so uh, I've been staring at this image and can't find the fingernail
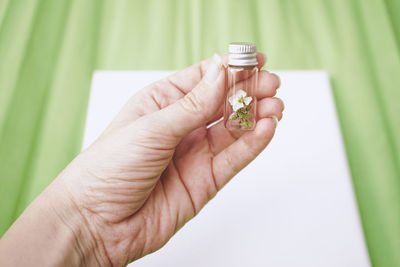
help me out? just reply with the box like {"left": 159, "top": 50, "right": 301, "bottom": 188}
{"left": 261, "top": 52, "right": 267, "bottom": 63}
{"left": 271, "top": 73, "right": 281, "bottom": 89}
{"left": 203, "top": 53, "right": 223, "bottom": 85}
{"left": 212, "top": 53, "right": 222, "bottom": 66}
{"left": 270, "top": 115, "right": 279, "bottom": 128}
{"left": 276, "top": 97, "right": 285, "bottom": 111}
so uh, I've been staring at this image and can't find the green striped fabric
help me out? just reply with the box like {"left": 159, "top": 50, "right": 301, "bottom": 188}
{"left": 0, "top": 0, "right": 399, "bottom": 266}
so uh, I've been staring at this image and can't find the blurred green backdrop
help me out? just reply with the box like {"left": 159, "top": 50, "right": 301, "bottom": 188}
{"left": 0, "top": 0, "right": 399, "bottom": 266}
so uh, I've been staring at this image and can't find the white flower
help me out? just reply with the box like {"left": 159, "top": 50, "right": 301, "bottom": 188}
{"left": 228, "top": 89, "right": 252, "bottom": 111}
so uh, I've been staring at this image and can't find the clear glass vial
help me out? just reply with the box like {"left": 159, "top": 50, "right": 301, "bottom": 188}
{"left": 224, "top": 42, "right": 258, "bottom": 131}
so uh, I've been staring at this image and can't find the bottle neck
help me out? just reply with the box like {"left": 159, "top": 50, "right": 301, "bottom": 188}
{"left": 228, "top": 64, "right": 257, "bottom": 69}
{"left": 228, "top": 52, "right": 258, "bottom": 66}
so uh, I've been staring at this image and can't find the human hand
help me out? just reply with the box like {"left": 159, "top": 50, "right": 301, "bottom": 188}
{"left": 0, "top": 53, "right": 283, "bottom": 266}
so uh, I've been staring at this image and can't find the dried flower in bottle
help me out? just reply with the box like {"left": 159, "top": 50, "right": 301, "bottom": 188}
{"left": 228, "top": 90, "right": 253, "bottom": 129}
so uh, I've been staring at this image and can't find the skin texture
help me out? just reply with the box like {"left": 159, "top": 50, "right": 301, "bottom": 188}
{"left": 0, "top": 53, "right": 283, "bottom": 266}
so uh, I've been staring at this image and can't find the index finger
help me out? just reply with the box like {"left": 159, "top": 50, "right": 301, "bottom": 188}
{"left": 167, "top": 52, "right": 267, "bottom": 94}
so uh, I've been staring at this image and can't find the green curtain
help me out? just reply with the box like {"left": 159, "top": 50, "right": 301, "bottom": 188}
{"left": 0, "top": 0, "right": 399, "bottom": 266}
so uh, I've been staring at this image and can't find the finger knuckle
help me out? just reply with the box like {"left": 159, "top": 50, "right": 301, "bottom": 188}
{"left": 179, "top": 91, "right": 205, "bottom": 117}
{"left": 224, "top": 150, "right": 239, "bottom": 175}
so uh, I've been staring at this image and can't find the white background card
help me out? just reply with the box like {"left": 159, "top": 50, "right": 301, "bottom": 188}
{"left": 84, "top": 70, "right": 370, "bottom": 267}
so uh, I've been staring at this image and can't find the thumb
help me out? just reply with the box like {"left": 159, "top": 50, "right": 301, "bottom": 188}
{"left": 154, "top": 54, "right": 226, "bottom": 138}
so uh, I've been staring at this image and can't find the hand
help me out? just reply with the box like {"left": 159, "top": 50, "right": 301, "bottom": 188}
{"left": 0, "top": 53, "right": 283, "bottom": 266}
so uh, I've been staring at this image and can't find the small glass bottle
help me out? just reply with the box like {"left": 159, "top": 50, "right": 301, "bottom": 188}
{"left": 224, "top": 42, "right": 258, "bottom": 131}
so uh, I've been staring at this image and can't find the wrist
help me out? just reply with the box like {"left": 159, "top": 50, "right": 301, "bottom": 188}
{"left": 0, "top": 167, "right": 110, "bottom": 267}
{"left": 48, "top": 168, "right": 113, "bottom": 266}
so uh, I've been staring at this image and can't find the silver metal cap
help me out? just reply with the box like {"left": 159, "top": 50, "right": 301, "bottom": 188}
{"left": 228, "top": 42, "right": 258, "bottom": 66}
